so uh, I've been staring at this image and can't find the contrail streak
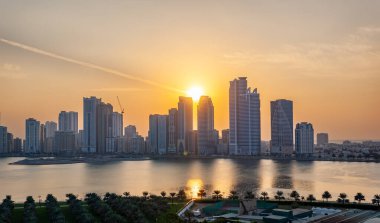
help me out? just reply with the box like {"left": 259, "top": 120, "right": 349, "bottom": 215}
{"left": 0, "top": 38, "right": 184, "bottom": 93}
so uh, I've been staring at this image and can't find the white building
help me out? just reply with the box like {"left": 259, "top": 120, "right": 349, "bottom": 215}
{"left": 229, "top": 77, "right": 261, "bottom": 155}
{"left": 295, "top": 122, "right": 314, "bottom": 156}
{"left": 25, "top": 118, "right": 41, "bottom": 153}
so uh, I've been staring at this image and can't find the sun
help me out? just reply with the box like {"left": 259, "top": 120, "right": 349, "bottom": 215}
{"left": 186, "top": 86, "right": 204, "bottom": 102}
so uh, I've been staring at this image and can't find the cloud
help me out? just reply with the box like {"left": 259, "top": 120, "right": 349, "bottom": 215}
{"left": 89, "top": 87, "right": 148, "bottom": 92}
{"left": 223, "top": 26, "right": 380, "bottom": 78}
{"left": 3, "top": 63, "right": 21, "bottom": 71}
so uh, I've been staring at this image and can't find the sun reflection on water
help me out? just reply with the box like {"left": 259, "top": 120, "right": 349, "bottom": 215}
{"left": 186, "top": 178, "right": 203, "bottom": 198}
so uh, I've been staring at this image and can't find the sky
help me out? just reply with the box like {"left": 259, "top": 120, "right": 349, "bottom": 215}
{"left": 0, "top": 0, "right": 379, "bottom": 140}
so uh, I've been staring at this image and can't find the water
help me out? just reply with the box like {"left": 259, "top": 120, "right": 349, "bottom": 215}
{"left": 0, "top": 157, "right": 379, "bottom": 202}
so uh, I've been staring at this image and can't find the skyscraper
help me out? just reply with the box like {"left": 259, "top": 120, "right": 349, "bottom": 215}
{"left": 25, "top": 118, "right": 41, "bottom": 153}
{"left": 6, "top": 133, "right": 13, "bottom": 153}
{"left": 168, "top": 108, "right": 178, "bottom": 154}
{"left": 58, "top": 111, "right": 78, "bottom": 133}
{"left": 112, "top": 112, "right": 123, "bottom": 137}
{"left": 317, "top": 133, "right": 329, "bottom": 146}
{"left": 177, "top": 96, "right": 193, "bottom": 155}
{"left": 82, "top": 96, "right": 101, "bottom": 153}
{"left": 270, "top": 99, "right": 293, "bottom": 156}
{"left": 197, "top": 96, "right": 215, "bottom": 155}
{"left": 13, "top": 137, "right": 22, "bottom": 153}
{"left": 148, "top": 114, "right": 168, "bottom": 154}
{"left": 97, "top": 102, "right": 114, "bottom": 153}
{"left": 125, "top": 125, "right": 137, "bottom": 139}
{"left": 229, "top": 77, "right": 261, "bottom": 155}
{"left": 0, "top": 126, "right": 7, "bottom": 153}
{"left": 45, "top": 121, "right": 57, "bottom": 138}
{"left": 295, "top": 122, "right": 314, "bottom": 157}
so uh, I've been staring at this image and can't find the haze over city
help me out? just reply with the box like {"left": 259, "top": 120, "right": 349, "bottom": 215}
{"left": 1, "top": 0, "right": 379, "bottom": 141}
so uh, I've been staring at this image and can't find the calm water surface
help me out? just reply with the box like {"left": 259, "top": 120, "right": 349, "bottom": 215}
{"left": 0, "top": 157, "right": 379, "bottom": 202}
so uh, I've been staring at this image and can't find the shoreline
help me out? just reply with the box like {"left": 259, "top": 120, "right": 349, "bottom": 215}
{"left": 7, "top": 155, "right": 380, "bottom": 165}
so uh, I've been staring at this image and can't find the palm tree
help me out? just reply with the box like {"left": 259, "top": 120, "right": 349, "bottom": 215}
{"left": 123, "top": 192, "right": 130, "bottom": 197}
{"left": 290, "top": 191, "right": 300, "bottom": 201}
{"left": 372, "top": 194, "right": 380, "bottom": 206}
{"left": 260, "top": 192, "right": 269, "bottom": 201}
{"left": 228, "top": 190, "right": 239, "bottom": 200}
{"left": 306, "top": 194, "right": 316, "bottom": 202}
{"left": 169, "top": 192, "right": 176, "bottom": 204}
{"left": 197, "top": 189, "right": 206, "bottom": 199}
{"left": 322, "top": 191, "right": 332, "bottom": 202}
{"left": 160, "top": 191, "right": 166, "bottom": 198}
{"left": 212, "top": 190, "right": 223, "bottom": 200}
{"left": 142, "top": 191, "right": 149, "bottom": 199}
{"left": 274, "top": 190, "right": 285, "bottom": 201}
{"left": 338, "top": 193, "right": 348, "bottom": 204}
{"left": 354, "top": 192, "right": 365, "bottom": 203}
{"left": 244, "top": 191, "right": 255, "bottom": 199}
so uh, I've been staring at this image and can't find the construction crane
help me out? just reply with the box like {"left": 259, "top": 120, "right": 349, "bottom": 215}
{"left": 116, "top": 96, "right": 125, "bottom": 115}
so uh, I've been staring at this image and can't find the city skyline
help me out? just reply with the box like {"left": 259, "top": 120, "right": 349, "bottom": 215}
{"left": 1, "top": 0, "right": 380, "bottom": 141}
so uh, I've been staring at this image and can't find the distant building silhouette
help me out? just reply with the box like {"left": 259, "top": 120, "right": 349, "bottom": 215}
{"left": 112, "top": 112, "right": 123, "bottom": 137}
{"left": 54, "top": 131, "right": 76, "bottom": 154}
{"left": 188, "top": 130, "right": 198, "bottom": 155}
{"left": 177, "top": 96, "right": 193, "bottom": 155}
{"left": 168, "top": 108, "right": 178, "bottom": 154}
{"left": 6, "top": 133, "right": 13, "bottom": 153}
{"left": 149, "top": 114, "right": 168, "bottom": 154}
{"left": 270, "top": 99, "right": 293, "bottom": 156}
{"left": 82, "top": 97, "right": 101, "bottom": 153}
{"left": 13, "top": 137, "right": 22, "bottom": 153}
{"left": 229, "top": 77, "right": 261, "bottom": 155}
{"left": 197, "top": 96, "right": 216, "bottom": 156}
{"left": 25, "top": 118, "right": 41, "bottom": 153}
{"left": 295, "top": 122, "right": 314, "bottom": 157}
{"left": 45, "top": 121, "right": 57, "bottom": 138}
{"left": 124, "top": 125, "right": 137, "bottom": 139}
{"left": 97, "top": 102, "right": 113, "bottom": 153}
{"left": 317, "top": 133, "right": 329, "bottom": 146}
{"left": 0, "top": 126, "right": 7, "bottom": 153}
{"left": 58, "top": 111, "right": 78, "bottom": 133}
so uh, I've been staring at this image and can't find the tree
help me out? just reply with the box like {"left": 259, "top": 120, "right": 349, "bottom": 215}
{"left": 274, "top": 191, "right": 285, "bottom": 201}
{"left": 338, "top": 193, "right": 348, "bottom": 204}
{"left": 244, "top": 191, "right": 255, "bottom": 199}
{"left": 228, "top": 190, "right": 239, "bottom": 200}
{"left": 290, "top": 191, "right": 300, "bottom": 201}
{"left": 354, "top": 192, "right": 365, "bottom": 203}
{"left": 169, "top": 192, "right": 176, "bottom": 204}
{"left": 177, "top": 189, "right": 187, "bottom": 200}
{"left": 160, "top": 191, "right": 167, "bottom": 198}
{"left": 322, "top": 191, "right": 332, "bottom": 202}
{"left": 123, "top": 192, "right": 130, "bottom": 197}
{"left": 260, "top": 192, "right": 269, "bottom": 201}
{"left": 372, "top": 194, "right": 380, "bottom": 206}
{"left": 306, "top": 194, "right": 316, "bottom": 202}
{"left": 197, "top": 189, "right": 206, "bottom": 199}
{"left": 212, "top": 190, "right": 223, "bottom": 200}
{"left": 142, "top": 191, "right": 149, "bottom": 199}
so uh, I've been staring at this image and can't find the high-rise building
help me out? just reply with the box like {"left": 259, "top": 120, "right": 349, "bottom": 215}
{"left": 7, "top": 133, "right": 14, "bottom": 153}
{"left": 13, "top": 137, "right": 22, "bottom": 153}
{"left": 188, "top": 130, "right": 198, "bottom": 155}
{"left": 0, "top": 126, "right": 7, "bottom": 153}
{"left": 148, "top": 114, "right": 168, "bottom": 154}
{"left": 25, "top": 118, "right": 41, "bottom": 153}
{"left": 40, "top": 123, "right": 46, "bottom": 153}
{"left": 112, "top": 112, "right": 123, "bottom": 137}
{"left": 317, "top": 133, "right": 329, "bottom": 146}
{"left": 222, "top": 129, "right": 230, "bottom": 145}
{"left": 83, "top": 96, "right": 101, "bottom": 153}
{"left": 177, "top": 96, "right": 193, "bottom": 155}
{"left": 229, "top": 77, "right": 261, "bottom": 155}
{"left": 54, "top": 131, "right": 76, "bottom": 153}
{"left": 97, "top": 102, "right": 114, "bottom": 153}
{"left": 125, "top": 125, "right": 137, "bottom": 139}
{"left": 197, "top": 96, "right": 216, "bottom": 156}
{"left": 270, "top": 99, "right": 293, "bottom": 156}
{"left": 295, "top": 122, "right": 314, "bottom": 157}
{"left": 168, "top": 108, "right": 178, "bottom": 154}
{"left": 59, "top": 111, "right": 78, "bottom": 133}
{"left": 45, "top": 121, "right": 57, "bottom": 138}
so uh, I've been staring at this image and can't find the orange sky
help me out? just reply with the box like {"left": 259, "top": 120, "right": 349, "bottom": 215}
{"left": 0, "top": 0, "right": 379, "bottom": 140}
